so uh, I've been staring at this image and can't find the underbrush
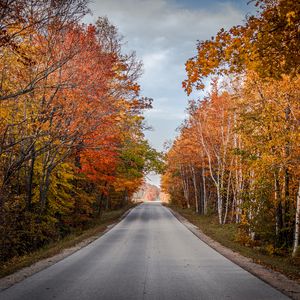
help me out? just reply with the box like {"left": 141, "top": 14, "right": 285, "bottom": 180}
{"left": 0, "top": 204, "right": 136, "bottom": 278}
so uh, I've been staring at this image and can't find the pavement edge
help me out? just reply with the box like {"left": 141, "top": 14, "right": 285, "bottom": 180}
{"left": 0, "top": 204, "right": 140, "bottom": 291}
{"left": 167, "top": 206, "right": 300, "bottom": 300}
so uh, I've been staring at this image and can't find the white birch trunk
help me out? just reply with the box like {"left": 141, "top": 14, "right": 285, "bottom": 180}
{"left": 248, "top": 170, "right": 256, "bottom": 240}
{"left": 202, "top": 167, "right": 207, "bottom": 214}
{"left": 180, "top": 165, "right": 190, "bottom": 208}
{"left": 223, "top": 161, "right": 233, "bottom": 224}
{"left": 196, "top": 117, "right": 223, "bottom": 224}
{"left": 191, "top": 165, "right": 199, "bottom": 213}
{"left": 292, "top": 181, "right": 300, "bottom": 257}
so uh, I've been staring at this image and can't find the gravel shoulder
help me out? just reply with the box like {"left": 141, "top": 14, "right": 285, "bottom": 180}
{"left": 2, "top": 203, "right": 298, "bottom": 299}
{"left": 168, "top": 207, "right": 300, "bottom": 300}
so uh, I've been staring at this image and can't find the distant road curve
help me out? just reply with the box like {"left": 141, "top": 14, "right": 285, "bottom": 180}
{"left": 1, "top": 203, "right": 288, "bottom": 300}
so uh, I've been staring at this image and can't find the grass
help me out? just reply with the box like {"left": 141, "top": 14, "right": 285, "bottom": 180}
{"left": 168, "top": 205, "right": 300, "bottom": 283}
{"left": 0, "top": 204, "right": 137, "bottom": 278}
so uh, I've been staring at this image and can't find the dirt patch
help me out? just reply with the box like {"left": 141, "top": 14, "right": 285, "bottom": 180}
{"left": 168, "top": 207, "right": 300, "bottom": 300}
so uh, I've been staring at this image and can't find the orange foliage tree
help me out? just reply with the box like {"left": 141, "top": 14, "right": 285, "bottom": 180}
{"left": 163, "top": 0, "right": 300, "bottom": 255}
{"left": 0, "top": 5, "right": 161, "bottom": 262}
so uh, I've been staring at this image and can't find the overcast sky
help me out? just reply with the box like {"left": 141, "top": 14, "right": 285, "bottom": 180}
{"left": 85, "top": 0, "right": 255, "bottom": 186}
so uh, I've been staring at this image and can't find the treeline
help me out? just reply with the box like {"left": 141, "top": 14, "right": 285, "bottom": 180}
{"left": 162, "top": 0, "right": 300, "bottom": 256}
{"left": 0, "top": 0, "right": 162, "bottom": 262}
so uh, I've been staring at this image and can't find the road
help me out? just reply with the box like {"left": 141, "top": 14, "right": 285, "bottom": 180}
{"left": 1, "top": 202, "right": 288, "bottom": 300}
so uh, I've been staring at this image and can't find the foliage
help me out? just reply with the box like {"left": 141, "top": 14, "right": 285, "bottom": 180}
{"left": 162, "top": 0, "right": 300, "bottom": 256}
{"left": 0, "top": 2, "right": 162, "bottom": 262}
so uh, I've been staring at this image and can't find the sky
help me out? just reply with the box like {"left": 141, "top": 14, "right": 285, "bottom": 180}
{"left": 84, "top": 0, "right": 256, "bottom": 186}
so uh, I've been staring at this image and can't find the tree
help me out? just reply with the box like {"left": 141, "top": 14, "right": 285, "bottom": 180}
{"left": 167, "top": 0, "right": 300, "bottom": 255}
{"left": 0, "top": 9, "right": 158, "bottom": 262}
{"left": 183, "top": 0, "right": 299, "bottom": 95}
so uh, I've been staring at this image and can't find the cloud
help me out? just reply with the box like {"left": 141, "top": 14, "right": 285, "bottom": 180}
{"left": 85, "top": 0, "right": 249, "bottom": 152}
{"left": 144, "top": 107, "right": 186, "bottom": 121}
{"left": 87, "top": 0, "right": 244, "bottom": 64}
{"left": 143, "top": 50, "right": 170, "bottom": 72}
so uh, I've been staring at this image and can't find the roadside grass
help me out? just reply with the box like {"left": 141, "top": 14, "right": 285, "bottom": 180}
{"left": 168, "top": 205, "right": 300, "bottom": 283}
{"left": 0, "top": 204, "right": 138, "bottom": 278}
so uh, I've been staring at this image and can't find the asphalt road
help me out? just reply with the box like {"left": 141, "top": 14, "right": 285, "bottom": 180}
{"left": 1, "top": 202, "right": 289, "bottom": 300}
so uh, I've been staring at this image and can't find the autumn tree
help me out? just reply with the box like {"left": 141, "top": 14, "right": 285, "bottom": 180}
{"left": 0, "top": 7, "right": 160, "bottom": 262}
{"left": 164, "top": 0, "right": 300, "bottom": 256}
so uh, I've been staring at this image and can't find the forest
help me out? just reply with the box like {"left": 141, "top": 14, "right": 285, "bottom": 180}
{"left": 0, "top": 0, "right": 162, "bottom": 263}
{"left": 162, "top": 0, "right": 300, "bottom": 257}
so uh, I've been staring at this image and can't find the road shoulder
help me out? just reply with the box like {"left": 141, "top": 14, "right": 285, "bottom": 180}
{"left": 0, "top": 205, "right": 137, "bottom": 291}
{"left": 168, "top": 207, "right": 300, "bottom": 300}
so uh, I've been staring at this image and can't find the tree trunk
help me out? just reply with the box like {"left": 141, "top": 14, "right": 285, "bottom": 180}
{"left": 283, "top": 105, "right": 291, "bottom": 243}
{"left": 292, "top": 181, "right": 300, "bottom": 257}
{"left": 202, "top": 167, "right": 207, "bottom": 214}
{"left": 26, "top": 144, "right": 35, "bottom": 210}
{"left": 39, "top": 168, "right": 51, "bottom": 213}
{"left": 223, "top": 166, "right": 232, "bottom": 224}
{"left": 217, "top": 185, "right": 222, "bottom": 224}
{"left": 274, "top": 171, "right": 283, "bottom": 245}
{"left": 191, "top": 165, "right": 199, "bottom": 213}
{"left": 97, "top": 192, "right": 104, "bottom": 216}
{"left": 180, "top": 165, "right": 190, "bottom": 208}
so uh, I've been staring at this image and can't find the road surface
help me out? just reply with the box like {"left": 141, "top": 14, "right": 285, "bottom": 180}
{"left": 1, "top": 202, "right": 288, "bottom": 300}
